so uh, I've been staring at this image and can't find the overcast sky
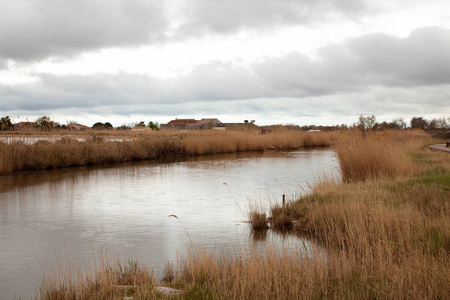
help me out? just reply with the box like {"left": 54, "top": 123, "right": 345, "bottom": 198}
{"left": 0, "top": 0, "right": 449, "bottom": 127}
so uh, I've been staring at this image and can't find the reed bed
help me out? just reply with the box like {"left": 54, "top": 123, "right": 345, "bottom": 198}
{"left": 241, "top": 130, "right": 449, "bottom": 299}
{"left": 38, "top": 249, "right": 157, "bottom": 299}
{"left": 36, "top": 131, "right": 449, "bottom": 299}
{"left": 0, "top": 130, "right": 333, "bottom": 175}
{"left": 333, "top": 130, "right": 428, "bottom": 182}
{"left": 172, "top": 242, "right": 448, "bottom": 299}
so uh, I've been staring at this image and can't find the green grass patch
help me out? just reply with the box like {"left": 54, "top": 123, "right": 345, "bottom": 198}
{"left": 183, "top": 283, "right": 214, "bottom": 300}
{"left": 385, "top": 166, "right": 450, "bottom": 194}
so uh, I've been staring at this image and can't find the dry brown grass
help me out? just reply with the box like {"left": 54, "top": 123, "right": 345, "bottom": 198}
{"left": 180, "top": 130, "right": 332, "bottom": 155}
{"left": 0, "top": 130, "right": 334, "bottom": 175}
{"left": 36, "top": 130, "right": 449, "bottom": 299}
{"left": 198, "top": 132, "right": 449, "bottom": 299}
{"left": 38, "top": 249, "right": 157, "bottom": 299}
{"left": 334, "top": 130, "right": 431, "bottom": 182}
{"left": 269, "top": 204, "right": 294, "bottom": 230}
{"left": 172, "top": 240, "right": 449, "bottom": 299}
{"left": 248, "top": 203, "right": 269, "bottom": 230}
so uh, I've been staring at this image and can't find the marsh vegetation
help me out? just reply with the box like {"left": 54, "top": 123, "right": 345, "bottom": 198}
{"left": 35, "top": 130, "right": 449, "bottom": 299}
{"left": 0, "top": 129, "right": 332, "bottom": 176}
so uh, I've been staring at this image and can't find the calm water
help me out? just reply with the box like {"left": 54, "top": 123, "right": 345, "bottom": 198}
{"left": 0, "top": 150, "right": 339, "bottom": 299}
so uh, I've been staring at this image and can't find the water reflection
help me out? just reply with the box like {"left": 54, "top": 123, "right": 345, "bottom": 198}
{"left": 0, "top": 149, "right": 338, "bottom": 299}
{"left": 250, "top": 229, "right": 268, "bottom": 243}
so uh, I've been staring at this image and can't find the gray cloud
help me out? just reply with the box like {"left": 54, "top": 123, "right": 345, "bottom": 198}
{"left": 176, "top": 0, "right": 371, "bottom": 37}
{"left": 0, "top": 0, "right": 167, "bottom": 61}
{"left": 1, "top": 27, "right": 449, "bottom": 124}
{"left": 255, "top": 26, "right": 450, "bottom": 95}
{"left": 347, "top": 27, "right": 450, "bottom": 86}
{"left": 0, "top": 0, "right": 375, "bottom": 62}
{"left": 174, "top": 62, "right": 266, "bottom": 101}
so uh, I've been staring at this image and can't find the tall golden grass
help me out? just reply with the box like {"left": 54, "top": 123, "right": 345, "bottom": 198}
{"left": 334, "top": 130, "right": 429, "bottom": 182}
{"left": 240, "top": 131, "right": 449, "bottom": 299}
{"left": 0, "top": 130, "right": 333, "bottom": 175}
{"left": 173, "top": 239, "right": 448, "bottom": 299}
{"left": 38, "top": 249, "right": 157, "bottom": 299}
{"left": 36, "top": 130, "right": 449, "bottom": 299}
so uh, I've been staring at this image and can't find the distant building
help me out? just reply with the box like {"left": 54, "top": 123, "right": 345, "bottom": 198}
{"left": 67, "top": 124, "right": 90, "bottom": 131}
{"left": 195, "top": 118, "right": 222, "bottom": 127}
{"left": 160, "top": 119, "right": 197, "bottom": 130}
{"left": 160, "top": 118, "right": 259, "bottom": 130}
{"left": 161, "top": 118, "right": 222, "bottom": 130}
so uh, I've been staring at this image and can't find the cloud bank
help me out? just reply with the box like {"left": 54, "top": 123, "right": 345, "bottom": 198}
{"left": 1, "top": 0, "right": 374, "bottom": 62}
{"left": 0, "top": 1, "right": 449, "bottom": 125}
{"left": 2, "top": 27, "right": 449, "bottom": 107}
{"left": 0, "top": 0, "right": 167, "bottom": 61}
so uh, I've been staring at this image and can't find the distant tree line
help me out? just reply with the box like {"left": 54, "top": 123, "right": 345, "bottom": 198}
{"left": 356, "top": 115, "right": 449, "bottom": 131}
{"left": 0, "top": 115, "right": 447, "bottom": 132}
{"left": 0, "top": 116, "right": 163, "bottom": 131}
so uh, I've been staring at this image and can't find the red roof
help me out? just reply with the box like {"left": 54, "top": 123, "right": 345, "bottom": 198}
{"left": 196, "top": 118, "right": 221, "bottom": 124}
{"left": 168, "top": 119, "right": 197, "bottom": 124}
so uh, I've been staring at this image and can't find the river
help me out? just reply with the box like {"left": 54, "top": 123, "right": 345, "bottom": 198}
{"left": 0, "top": 149, "right": 339, "bottom": 299}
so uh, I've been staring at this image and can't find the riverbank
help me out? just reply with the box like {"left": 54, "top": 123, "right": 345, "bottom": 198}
{"left": 0, "top": 130, "right": 333, "bottom": 176}
{"left": 37, "top": 131, "right": 449, "bottom": 299}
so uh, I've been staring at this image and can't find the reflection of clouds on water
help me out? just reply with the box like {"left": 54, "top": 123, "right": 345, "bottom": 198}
{"left": 0, "top": 149, "right": 337, "bottom": 298}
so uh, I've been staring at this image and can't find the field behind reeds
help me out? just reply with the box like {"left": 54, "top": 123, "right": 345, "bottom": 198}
{"left": 37, "top": 131, "right": 450, "bottom": 299}
{"left": 0, "top": 130, "right": 333, "bottom": 175}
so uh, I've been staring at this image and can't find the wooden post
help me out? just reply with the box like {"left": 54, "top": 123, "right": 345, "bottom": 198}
{"left": 282, "top": 194, "right": 285, "bottom": 209}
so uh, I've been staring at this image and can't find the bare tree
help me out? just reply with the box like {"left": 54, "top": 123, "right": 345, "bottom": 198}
{"left": 36, "top": 116, "right": 56, "bottom": 131}
{"left": 357, "top": 115, "right": 376, "bottom": 136}
{"left": 431, "top": 117, "right": 448, "bottom": 129}
{"left": 392, "top": 118, "right": 406, "bottom": 129}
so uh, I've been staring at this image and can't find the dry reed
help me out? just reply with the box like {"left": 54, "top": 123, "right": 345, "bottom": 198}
{"left": 222, "top": 132, "right": 448, "bottom": 298}
{"left": 269, "top": 204, "right": 293, "bottom": 230}
{"left": 172, "top": 241, "right": 449, "bottom": 299}
{"left": 333, "top": 130, "right": 428, "bottom": 182}
{"left": 248, "top": 202, "right": 269, "bottom": 230}
{"left": 0, "top": 130, "right": 333, "bottom": 176}
{"left": 36, "top": 130, "right": 449, "bottom": 299}
{"left": 38, "top": 249, "right": 157, "bottom": 299}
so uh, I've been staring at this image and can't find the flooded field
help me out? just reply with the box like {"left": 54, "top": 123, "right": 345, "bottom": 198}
{"left": 0, "top": 149, "right": 338, "bottom": 298}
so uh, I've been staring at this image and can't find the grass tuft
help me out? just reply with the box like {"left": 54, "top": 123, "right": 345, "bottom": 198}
{"left": 248, "top": 202, "right": 269, "bottom": 230}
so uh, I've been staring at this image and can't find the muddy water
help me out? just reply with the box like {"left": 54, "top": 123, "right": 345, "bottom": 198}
{"left": 0, "top": 150, "right": 339, "bottom": 298}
